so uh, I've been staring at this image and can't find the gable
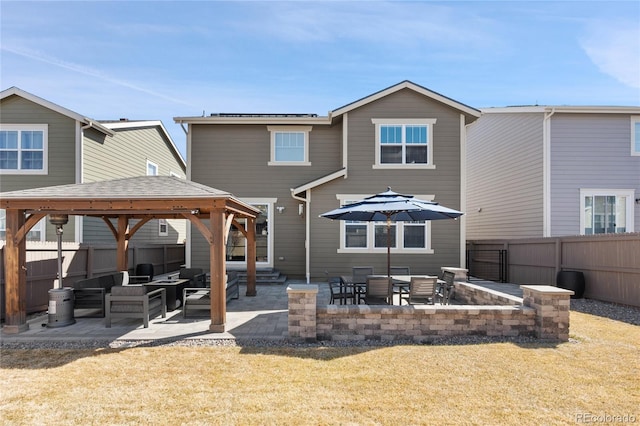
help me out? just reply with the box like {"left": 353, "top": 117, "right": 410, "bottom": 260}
{"left": 331, "top": 80, "right": 480, "bottom": 123}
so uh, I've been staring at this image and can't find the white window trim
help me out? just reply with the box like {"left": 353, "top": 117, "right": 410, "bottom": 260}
{"left": 0, "top": 124, "right": 48, "bottom": 175}
{"left": 579, "top": 188, "right": 635, "bottom": 235}
{"left": 267, "top": 126, "right": 312, "bottom": 166}
{"left": 371, "top": 119, "right": 436, "bottom": 170}
{"left": 335, "top": 194, "right": 434, "bottom": 254}
{"left": 631, "top": 116, "right": 640, "bottom": 156}
{"left": 146, "top": 160, "right": 159, "bottom": 175}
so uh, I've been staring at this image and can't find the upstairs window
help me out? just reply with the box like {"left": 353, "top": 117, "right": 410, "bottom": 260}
{"left": 372, "top": 119, "right": 435, "bottom": 169}
{"left": 0, "top": 124, "right": 48, "bottom": 174}
{"left": 158, "top": 219, "right": 168, "bottom": 236}
{"left": 146, "top": 160, "right": 158, "bottom": 175}
{"left": 268, "top": 126, "right": 311, "bottom": 166}
{"left": 632, "top": 116, "right": 640, "bottom": 156}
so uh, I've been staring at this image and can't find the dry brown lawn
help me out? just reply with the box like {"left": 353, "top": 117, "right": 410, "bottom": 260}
{"left": 1, "top": 309, "right": 638, "bottom": 425}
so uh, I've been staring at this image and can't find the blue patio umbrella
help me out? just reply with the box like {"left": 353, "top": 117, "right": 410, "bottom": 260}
{"left": 320, "top": 188, "right": 463, "bottom": 277}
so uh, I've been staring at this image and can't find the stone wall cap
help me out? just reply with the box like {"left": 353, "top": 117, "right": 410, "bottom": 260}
{"left": 286, "top": 284, "right": 319, "bottom": 294}
{"left": 520, "top": 285, "right": 574, "bottom": 295}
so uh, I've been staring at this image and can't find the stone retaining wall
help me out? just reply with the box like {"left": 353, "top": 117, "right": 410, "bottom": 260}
{"left": 287, "top": 283, "right": 573, "bottom": 343}
{"left": 453, "top": 282, "right": 522, "bottom": 306}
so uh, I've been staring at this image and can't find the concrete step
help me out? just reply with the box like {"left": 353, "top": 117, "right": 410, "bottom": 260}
{"left": 236, "top": 269, "right": 287, "bottom": 285}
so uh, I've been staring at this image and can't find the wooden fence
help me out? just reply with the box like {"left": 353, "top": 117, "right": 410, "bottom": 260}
{"left": 0, "top": 242, "right": 185, "bottom": 318}
{"left": 467, "top": 233, "right": 640, "bottom": 307}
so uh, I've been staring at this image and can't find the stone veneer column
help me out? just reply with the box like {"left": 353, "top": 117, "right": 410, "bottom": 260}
{"left": 521, "top": 285, "right": 573, "bottom": 341}
{"left": 287, "top": 284, "right": 318, "bottom": 342}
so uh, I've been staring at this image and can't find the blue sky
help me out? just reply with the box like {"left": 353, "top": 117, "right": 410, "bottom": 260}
{"left": 2, "top": 1, "right": 639, "bottom": 158}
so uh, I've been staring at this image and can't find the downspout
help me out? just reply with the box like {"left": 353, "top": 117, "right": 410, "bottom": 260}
{"left": 76, "top": 121, "right": 95, "bottom": 244}
{"left": 543, "top": 108, "right": 556, "bottom": 237}
{"left": 179, "top": 121, "right": 192, "bottom": 267}
{"left": 291, "top": 189, "right": 311, "bottom": 283}
{"left": 460, "top": 114, "right": 467, "bottom": 268}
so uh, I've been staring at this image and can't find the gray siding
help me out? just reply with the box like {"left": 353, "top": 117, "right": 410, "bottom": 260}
{"left": 550, "top": 114, "right": 640, "bottom": 235}
{"left": 189, "top": 122, "right": 342, "bottom": 276}
{"left": 309, "top": 89, "right": 465, "bottom": 279}
{"left": 0, "top": 94, "right": 78, "bottom": 241}
{"left": 466, "top": 112, "right": 544, "bottom": 239}
{"left": 82, "top": 124, "right": 187, "bottom": 245}
{"left": 189, "top": 88, "right": 469, "bottom": 278}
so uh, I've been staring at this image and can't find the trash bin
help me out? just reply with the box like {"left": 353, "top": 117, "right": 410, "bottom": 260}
{"left": 556, "top": 270, "right": 585, "bottom": 299}
{"left": 47, "top": 287, "right": 76, "bottom": 328}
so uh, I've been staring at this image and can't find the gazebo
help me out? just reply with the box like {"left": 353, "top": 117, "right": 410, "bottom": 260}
{"left": 0, "top": 176, "right": 261, "bottom": 334}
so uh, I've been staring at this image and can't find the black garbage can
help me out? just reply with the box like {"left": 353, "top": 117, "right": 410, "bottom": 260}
{"left": 556, "top": 270, "right": 585, "bottom": 299}
{"left": 136, "top": 263, "right": 154, "bottom": 281}
{"left": 47, "top": 287, "right": 76, "bottom": 328}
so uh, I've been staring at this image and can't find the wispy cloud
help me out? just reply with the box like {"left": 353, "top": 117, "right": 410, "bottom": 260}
{"left": 580, "top": 22, "right": 640, "bottom": 90}
{"left": 1, "top": 44, "right": 194, "bottom": 106}
{"left": 239, "top": 1, "right": 499, "bottom": 49}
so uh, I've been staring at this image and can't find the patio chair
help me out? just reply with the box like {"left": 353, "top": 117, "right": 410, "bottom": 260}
{"left": 440, "top": 270, "right": 456, "bottom": 305}
{"left": 390, "top": 266, "right": 411, "bottom": 275}
{"left": 326, "top": 273, "right": 355, "bottom": 305}
{"left": 402, "top": 276, "right": 437, "bottom": 305}
{"left": 178, "top": 267, "right": 206, "bottom": 287}
{"left": 105, "top": 285, "right": 166, "bottom": 328}
{"left": 352, "top": 266, "right": 373, "bottom": 303}
{"left": 364, "top": 276, "right": 392, "bottom": 305}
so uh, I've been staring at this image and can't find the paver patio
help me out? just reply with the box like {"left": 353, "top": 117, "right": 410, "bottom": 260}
{"left": 0, "top": 279, "right": 523, "bottom": 345}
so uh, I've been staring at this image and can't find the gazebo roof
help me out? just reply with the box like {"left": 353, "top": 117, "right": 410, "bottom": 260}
{"left": 0, "top": 176, "right": 260, "bottom": 219}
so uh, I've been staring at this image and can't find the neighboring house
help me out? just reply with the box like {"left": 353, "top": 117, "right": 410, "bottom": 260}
{"left": 176, "top": 81, "right": 480, "bottom": 281}
{"left": 466, "top": 106, "right": 640, "bottom": 240}
{"left": 0, "top": 87, "right": 187, "bottom": 245}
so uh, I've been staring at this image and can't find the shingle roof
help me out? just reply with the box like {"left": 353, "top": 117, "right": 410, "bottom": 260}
{"left": 0, "top": 176, "right": 261, "bottom": 219}
{"left": 0, "top": 176, "right": 230, "bottom": 200}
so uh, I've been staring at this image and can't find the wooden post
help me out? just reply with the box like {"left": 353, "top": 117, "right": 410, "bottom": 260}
{"left": 3, "top": 209, "right": 28, "bottom": 333}
{"left": 246, "top": 217, "right": 257, "bottom": 297}
{"left": 116, "top": 216, "right": 129, "bottom": 272}
{"left": 209, "top": 208, "right": 226, "bottom": 332}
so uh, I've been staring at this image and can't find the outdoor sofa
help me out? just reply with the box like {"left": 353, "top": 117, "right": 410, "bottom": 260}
{"left": 182, "top": 271, "right": 239, "bottom": 318}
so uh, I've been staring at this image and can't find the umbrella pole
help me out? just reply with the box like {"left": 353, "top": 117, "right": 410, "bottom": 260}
{"left": 387, "top": 216, "right": 391, "bottom": 278}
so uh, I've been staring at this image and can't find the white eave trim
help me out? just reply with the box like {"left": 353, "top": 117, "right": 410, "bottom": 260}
{"left": 174, "top": 116, "right": 331, "bottom": 125}
{"left": 291, "top": 168, "right": 347, "bottom": 195}
{"left": 331, "top": 81, "right": 481, "bottom": 118}
{"left": 482, "top": 106, "right": 640, "bottom": 114}
{"left": 1, "top": 86, "right": 114, "bottom": 136}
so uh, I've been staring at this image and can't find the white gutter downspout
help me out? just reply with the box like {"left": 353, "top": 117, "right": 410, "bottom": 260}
{"left": 76, "top": 121, "right": 95, "bottom": 244}
{"left": 543, "top": 108, "right": 556, "bottom": 237}
{"left": 291, "top": 189, "right": 311, "bottom": 283}
{"left": 178, "top": 121, "right": 192, "bottom": 267}
{"left": 460, "top": 114, "right": 467, "bottom": 268}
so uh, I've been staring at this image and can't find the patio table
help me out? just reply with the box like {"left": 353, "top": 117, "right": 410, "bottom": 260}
{"left": 340, "top": 275, "right": 439, "bottom": 305}
{"left": 144, "top": 278, "right": 190, "bottom": 311}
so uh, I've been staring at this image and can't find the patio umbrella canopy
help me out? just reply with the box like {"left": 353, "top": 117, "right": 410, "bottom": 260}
{"left": 320, "top": 188, "right": 463, "bottom": 277}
